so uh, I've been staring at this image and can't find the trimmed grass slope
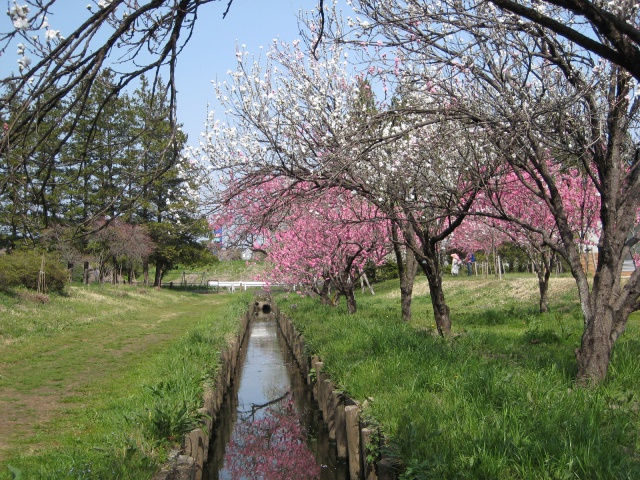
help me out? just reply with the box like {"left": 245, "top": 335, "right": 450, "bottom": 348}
{"left": 279, "top": 274, "right": 640, "bottom": 479}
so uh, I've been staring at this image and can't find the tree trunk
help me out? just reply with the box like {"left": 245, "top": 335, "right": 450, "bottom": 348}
{"left": 335, "top": 271, "right": 358, "bottom": 313}
{"left": 143, "top": 259, "right": 149, "bottom": 286}
{"left": 419, "top": 242, "right": 451, "bottom": 336}
{"left": 83, "top": 261, "right": 90, "bottom": 285}
{"left": 576, "top": 296, "right": 615, "bottom": 385}
{"left": 309, "top": 278, "right": 330, "bottom": 304}
{"left": 317, "top": 280, "right": 332, "bottom": 305}
{"left": 112, "top": 255, "right": 118, "bottom": 284}
{"left": 98, "top": 256, "right": 106, "bottom": 284}
{"left": 538, "top": 272, "right": 550, "bottom": 314}
{"left": 574, "top": 257, "right": 633, "bottom": 384}
{"left": 392, "top": 224, "right": 418, "bottom": 321}
{"left": 535, "top": 255, "right": 552, "bottom": 314}
{"left": 399, "top": 249, "right": 418, "bottom": 321}
{"left": 400, "top": 280, "right": 414, "bottom": 322}
{"left": 344, "top": 287, "right": 357, "bottom": 314}
{"left": 557, "top": 239, "right": 640, "bottom": 386}
{"left": 153, "top": 258, "right": 163, "bottom": 287}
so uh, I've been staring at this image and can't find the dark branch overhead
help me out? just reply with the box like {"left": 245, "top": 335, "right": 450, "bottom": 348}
{"left": 311, "top": 0, "right": 325, "bottom": 60}
{"left": 1, "top": 0, "right": 233, "bottom": 233}
{"left": 488, "top": 0, "right": 640, "bottom": 81}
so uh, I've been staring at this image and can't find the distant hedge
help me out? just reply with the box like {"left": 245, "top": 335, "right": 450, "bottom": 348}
{"left": 0, "top": 250, "right": 68, "bottom": 293}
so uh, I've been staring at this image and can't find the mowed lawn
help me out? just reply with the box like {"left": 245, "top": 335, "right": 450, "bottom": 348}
{"left": 0, "top": 285, "right": 248, "bottom": 478}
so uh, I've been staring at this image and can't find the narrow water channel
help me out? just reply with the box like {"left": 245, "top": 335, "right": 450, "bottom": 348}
{"left": 203, "top": 312, "right": 348, "bottom": 479}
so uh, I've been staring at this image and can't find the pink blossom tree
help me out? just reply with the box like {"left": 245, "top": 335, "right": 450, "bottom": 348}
{"left": 450, "top": 216, "right": 510, "bottom": 275}
{"left": 211, "top": 178, "right": 391, "bottom": 314}
{"left": 343, "top": 1, "right": 639, "bottom": 382}
{"left": 454, "top": 162, "right": 602, "bottom": 313}
{"left": 201, "top": 31, "right": 491, "bottom": 333}
{"left": 495, "top": 164, "right": 601, "bottom": 313}
{"left": 258, "top": 188, "right": 390, "bottom": 313}
{"left": 209, "top": 176, "right": 295, "bottom": 256}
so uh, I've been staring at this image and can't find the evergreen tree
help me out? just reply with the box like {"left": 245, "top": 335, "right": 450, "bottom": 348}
{"left": 0, "top": 83, "right": 67, "bottom": 247}
{"left": 127, "top": 75, "right": 211, "bottom": 286}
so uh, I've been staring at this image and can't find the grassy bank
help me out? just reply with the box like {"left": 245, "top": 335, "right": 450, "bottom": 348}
{"left": 161, "top": 260, "right": 266, "bottom": 284}
{"left": 0, "top": 285, "right": 251, "bottom": 479}
{"left": 278, "top": 274, "right": 640, "bottom": 479}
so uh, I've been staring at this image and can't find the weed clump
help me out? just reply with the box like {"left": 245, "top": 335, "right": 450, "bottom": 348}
{"left": 140, "top": 381, "right": 204, "bottom": 445}
{"left": 16, "top": 289, "right": 50, "bottom": 304}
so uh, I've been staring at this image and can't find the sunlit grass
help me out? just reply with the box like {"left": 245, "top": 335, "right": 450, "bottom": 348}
{"left": 162, "top": 259, "right": 266, "bottom": 283}
{"left": 0, "top": 285, "right": 251, "bottom": 479}
{"left": 278, "top": 274, "right": 640, "bottom": 478}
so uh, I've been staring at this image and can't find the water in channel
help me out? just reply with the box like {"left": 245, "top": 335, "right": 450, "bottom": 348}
{"left": 203, "top": 311, "right": 348, "bottom": 479}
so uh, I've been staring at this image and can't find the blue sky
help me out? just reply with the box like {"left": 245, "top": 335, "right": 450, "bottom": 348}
{"left": 174, "top": 0, "right": 314, "bottom": 147}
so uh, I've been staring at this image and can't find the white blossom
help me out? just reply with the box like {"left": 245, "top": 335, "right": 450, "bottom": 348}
{"left": 9, "top": 2, "right": 29, "bottom": 30}
{"left": 18, "top": 55, "right": 31, "bottom": 72}
{"left": 12, "top": 17, "right": 29, "bottom": 29}
{"left": 45, "top": 29, "right": 60, "bottom": 43}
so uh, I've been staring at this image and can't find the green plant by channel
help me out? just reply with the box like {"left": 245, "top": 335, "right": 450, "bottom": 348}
{"left": 365, "top": 428, "right": 382, "bottom": 465}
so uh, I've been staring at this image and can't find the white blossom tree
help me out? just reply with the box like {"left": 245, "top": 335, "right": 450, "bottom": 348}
{"left": 345, "top": 0, "right": 640, "bottom": 383}
{"left": 201, "top": 24, "right": 493, "bottom": 333}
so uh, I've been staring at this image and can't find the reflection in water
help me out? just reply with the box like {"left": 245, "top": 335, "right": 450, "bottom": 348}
{"left": 224, "top": 391, "right": 321, "bottom": 479}
{"left": 204, "top": 316, "right": 347, "bottom": 480}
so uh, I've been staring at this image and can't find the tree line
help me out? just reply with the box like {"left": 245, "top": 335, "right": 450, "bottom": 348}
{"left": 1, "top": 71, "right": 213, "bottom": 286}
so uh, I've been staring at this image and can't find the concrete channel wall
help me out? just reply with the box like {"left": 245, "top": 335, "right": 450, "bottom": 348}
{"left": 272, "top": 302, "right": 398, "bottom": 480}
{"left": 153, "top": 298, "right": 397, "bottom": 480}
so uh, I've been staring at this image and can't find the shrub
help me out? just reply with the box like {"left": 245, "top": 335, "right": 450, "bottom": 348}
{"left": 0, "top": 250, "right": 68, "bottom": 293}
{"left": 365, "top": 260, "right": 400, "bottom": 283}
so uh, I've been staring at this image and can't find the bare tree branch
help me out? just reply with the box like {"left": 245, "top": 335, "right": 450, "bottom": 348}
{"left": 311, "top": 0, "right": 325, "bottom": 60}
{"left": 488, "top": 0, "right": 640, "bottom": 80}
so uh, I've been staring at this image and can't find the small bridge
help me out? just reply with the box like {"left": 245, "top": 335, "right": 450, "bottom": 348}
{"left": 206, "top": 280, "right": 289, "bottom": 292}
{"left": 207, "top": 280, "right": 267, "bottom": 292}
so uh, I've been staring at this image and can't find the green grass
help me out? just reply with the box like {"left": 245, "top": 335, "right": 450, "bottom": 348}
{"left": 0, "top": 284, "right": 251, "bottom": 479}
{"left": 278, "top": 274, "right": 640, "bottom": 479}
{"left": 162, "top": 259, "right": 266, "bottom": 283}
